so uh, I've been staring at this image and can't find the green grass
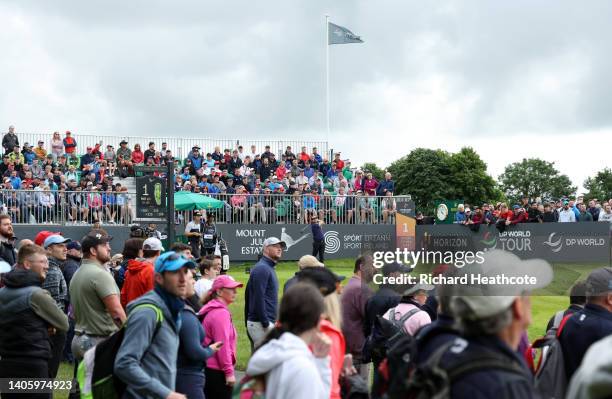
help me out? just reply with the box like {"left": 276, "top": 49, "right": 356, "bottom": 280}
{"left": 54, "top": 258, "right": 600, "bottom": 398}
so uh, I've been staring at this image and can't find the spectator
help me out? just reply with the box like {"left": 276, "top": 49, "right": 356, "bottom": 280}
{"left": 175, "top": 270, "right": 222, "bottom": 399}
{"left": 144, "top": 142, "right": 156, "bottom": 161}
{"left": 9, "top": 145, "right": 25, "bottom": 164}
{"left": 509, "top": 204, "right": 528, "bottom": 224}
{"left": 62, "top": 131, "right": 77, "bottom": 156}
{"left": 246, "top": 283, "right": 332, "bottom": 399}
{"left": 577, "top": 203, "right": 594, "bottom": 222}
{"left": 120, "top": 237, "right": 163, "bottom": 308}
{"left": 42, "top": 234, "right": 71, "bottom": 377}
{"left": 70, "top": 230, "right": 126, "bottom": 367}
{"left": 284, "top": 254, "right": 324, "bottom": 293}
{"left": 201, "top": 213, "right": 218, "bottom": 256}
{"left": 454, "top": 204, "right": 466, "bottom": 224}
{"left": 194, "top": 258, "right": 221, "bottom": 299}
{"left": 362, "top": 172, "right": 378, "bottom": 196}
{"left": 200, "top": 275, "right": 244, "bottom": 399}
{"left": 588, "top": 199, "right": 601, "bottom": 221}
{"left": 188, "top": 146, "right": 203, "bottom": 170}
{"left": 49, "top": 132, "right": 63, "bottom": 160}
{"left": 545, "top": 280, "right": 586, "bottom": 332}
{"left": 541, "top": 203, "right": 557, "bottom": 222}
{"left": 0, "top": 215, "right": 16, "bottom": 266}
{"left": 2, "top": 125, "right": 19, "bottom": 154}
{"left": 245, "top": 237, "right": 285, "bottom": 351}
{"left": 297, "top": 267, "right": 348, "bottom": 399}
{"left": 377, "top": 172, "right": 394, "bottom": 196}
{"left": 341, "top": 255, "right": 374, "bottom": 379}
{"left": 131, "top": 144, "right": 144, "bottom": 164}
{"left": 527, "top": 202, "right": 541, "bottom": 223}
{"left": 558, "top": 200, "right": 577, "bottom": 222}
{"left": 438, "top": 250, "right": 550, "bottom": 398}
{"left": 599, "top": 203, "right": 612, "bottom": 222}
{"left": 382, "top": 283, "right": 433, "bottom": 336}
{"left": 381, "top": 191, "right": 397, "bottom": 224}
{"left": 114, "top": 251, "right": 196, "bottom": 399}
{"left": 0, "top": 244, "right": 69, "bottom": 394}
{"left": 559, "top": 267, "right": 612, "bottom": 380}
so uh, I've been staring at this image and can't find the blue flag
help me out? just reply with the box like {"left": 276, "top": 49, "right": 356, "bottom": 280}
{"left": 328, "top": 22, "right": 364, "bottom": 45}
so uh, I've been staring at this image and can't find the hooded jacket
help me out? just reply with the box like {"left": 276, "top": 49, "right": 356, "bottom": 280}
{"left": 114, "top": 289, "right": 180, "bottom": 399}
{"left": 246, "top": 332, "right": 331, "bottom": 399}
{"left": 120, "top": 258, "right": 154, "bottom": 308}
{"left": 199, "top": 298, "right": 237, "bottom": 377}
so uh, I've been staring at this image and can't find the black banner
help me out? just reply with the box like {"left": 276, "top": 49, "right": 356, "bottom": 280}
{"left": 136, "top": 176, "right": 167, "bottom": 219}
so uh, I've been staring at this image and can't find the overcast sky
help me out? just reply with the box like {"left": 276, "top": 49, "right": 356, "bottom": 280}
{"left": 1, "top": 1, "right": 610, "bottom": 192}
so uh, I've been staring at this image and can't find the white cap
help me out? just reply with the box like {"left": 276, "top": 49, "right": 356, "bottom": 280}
{"left": 263, "top": 237, "right": 287, "bottom": 250}
{"left": 143, "top": 237, "right": 164, "bottom": 251}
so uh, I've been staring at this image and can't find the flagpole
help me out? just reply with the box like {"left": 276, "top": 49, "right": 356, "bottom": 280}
{"left": 325, "top": 14, "right": 330, "bottom": 148}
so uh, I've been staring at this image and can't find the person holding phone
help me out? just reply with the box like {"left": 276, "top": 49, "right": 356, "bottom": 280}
{"left": 199, "top": 275, "right": 244, "bottom": 399}
{"left": 176, "top": 270, "right": 222, "bottom": 399}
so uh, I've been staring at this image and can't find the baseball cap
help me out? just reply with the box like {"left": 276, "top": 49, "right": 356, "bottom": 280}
{"left": 263, "top": 237, "right": 287, "bottom": 250}
{"left": 154, "top": 251, "right": 196, "bottom": 273}
{"left": 450, "top": 250, "right": 553, "bottom": 321}
{"left": 193, "top": 210, "right": 202, "bottom": 216}
{"left": 402, "top": 283, "right": 435, "bottom": 296}
{"left": 34, "top": 231, "right": 61, "bottom": 247}
{"left": 143, "top": 237, "right": 164, "bottom": 252}
{"left": 298, "top": 255, "right": 324, "bottom": 269}
{"left": 81, "top": 230, "right": 113, "bottom": 253}
{"left": 585, "top": 267, "right": 612, "bottom": 297}
{"left": 43, "top": 235, "right": 71, "bottom": 249}
{"left": 382, "top": 262, "right": 412, "bottom": 276}
{"left": 67, "top": 241, "right": 82, "bottom": 251}
{"left": 120, "top": 140, "right": 128, "bottom": 145}
{"left": 512, "top": 205, "right": 521, "bottom": 210}
{"left": 211, "top": 275, "right": 244, "bottom": 292}
{"left": 297, "top": 267, "right": 345, "bottom": 296}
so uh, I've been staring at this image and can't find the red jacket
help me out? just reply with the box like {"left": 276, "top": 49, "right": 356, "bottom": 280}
{"left": 131, "top": 150, "right": 144, "bottom": 164}
{"left": 320, "top": 319, "right": 345, "bottom": 399}
{"left": 120, "top": 259, "right": 154, "bottom": 308}
{"left": 510, "top": 211, "right": 528, "bottom": 225}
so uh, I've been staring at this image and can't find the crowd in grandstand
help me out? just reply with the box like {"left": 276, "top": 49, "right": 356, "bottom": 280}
{"left": 452, "top": 197, "right": 612, "bottom": 226}
{"left": 1, "top": 126, "right": 400, "bottom": 225}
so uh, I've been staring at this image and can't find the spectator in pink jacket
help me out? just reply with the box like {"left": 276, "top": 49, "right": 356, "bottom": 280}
{"left": 199, "top": 275, "right": 243, "bottom": 399}
{"left": 362, "top": 172, "right": 379, "bottom": 196}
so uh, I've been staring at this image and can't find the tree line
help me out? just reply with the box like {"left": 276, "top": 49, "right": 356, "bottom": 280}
{"left": 361, "top": 147, "right": 612, "bottom": 213}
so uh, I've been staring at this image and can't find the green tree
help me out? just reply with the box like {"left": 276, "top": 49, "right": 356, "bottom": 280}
{"left": 584, "top": 168, "right": 612, "bottom": 201}
{"left": 498, "top": 158, "right": 576, "bottom": 203}
{"left": 360, "top": 162, "right": 386, "bottom": 181}
{"left": 388, "top": 148, "right": 454, "bottom": 212}
{"left": 449, "top": 147, "right": 503, "bottom": 206}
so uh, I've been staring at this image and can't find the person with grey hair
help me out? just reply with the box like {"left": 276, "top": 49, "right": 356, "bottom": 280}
{"left": 406, "top": 250, "right": 552, "bottom": 398}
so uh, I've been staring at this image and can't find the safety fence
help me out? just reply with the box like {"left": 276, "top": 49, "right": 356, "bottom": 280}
{"left": 12, "top": 133, "right": 329, "bottom": 161}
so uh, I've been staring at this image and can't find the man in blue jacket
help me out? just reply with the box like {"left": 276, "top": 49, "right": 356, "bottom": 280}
{"left": 377, "top": 172, "right": 395, "bottom": 196}
{"left": 559, "top": 267, "right": 612, "bottom": 380}
{"left": 115, "top": 251, "right": 196, "bottom": 399}
{"left": 244, "top": 237, "right": 285, "bottom": 352}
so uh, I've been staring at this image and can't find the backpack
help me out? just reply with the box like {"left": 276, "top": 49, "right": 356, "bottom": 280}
{"left": 232, "top": 374, "right": 266, "bottom": 399}
{"left": 363, "top": 307, "right": 421, "bottom": 364}
{"left": 373, "top": 323, "right": 457, "bottom": 399}
{"left": 77, "top": 304, "right": 164, "bottom": 399}
{"left": 403, "top": 338, "right": 528, "bottom": 399}
{"left": 525, "top": 312, "right": 572, "bottom": 399}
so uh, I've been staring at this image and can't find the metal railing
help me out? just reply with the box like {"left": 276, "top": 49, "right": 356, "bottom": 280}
{"left": 0, "top": 189, "right": 136, "bottom": 226}
{"left": 1, "top": 190, "right": 400, "bottom": 226}
{"left": 174, "top": 193, "right": 401, "bottom": 226}
{"left": 10, "top": 133, "right": 329, "bottom": 161}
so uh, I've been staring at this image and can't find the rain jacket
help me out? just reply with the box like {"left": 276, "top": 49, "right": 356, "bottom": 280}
{"left": 120, "top": 259, "right": 154, "bottom": 308}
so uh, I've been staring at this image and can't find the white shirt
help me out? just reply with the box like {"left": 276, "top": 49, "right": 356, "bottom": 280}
{"left": 184, "top": 221, "right": 202, "bottom": 235}
{"left": 558, "top": 208, "right": 576, "bottom": 222}
{"left": 194, "top": 278, "right": 214, "bottom": 299}
{"left": 599, "top": 211, "right": 612, "bottom": 223}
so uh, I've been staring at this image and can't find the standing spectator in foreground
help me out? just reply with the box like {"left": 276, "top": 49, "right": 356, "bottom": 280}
{"left": 194, "top": 258, "right": 220, "bottom": 299}
{"left": 175, "top": 270, "right": 222, "bottom": 399}
{"left": 200, "top": 275, "right": 244, "bottom": 399}
{"left": 559, "top": 267, "right": 612, "bottom": 380}
{"left": 42, "top": 234, "right": 71, "bottom": 378}
{"left": 63, "top": 131, "right": 77, "bottom": 155}
{"left": 558, "top": 200, "right": 577, "bottom": 222}
{"left": 284, "top": 254, "right": 324, "bottom": 293}
{"left": 297, "top": 267, "right": 349, "bottom": 399}
{"left": 114, "top": 251, "right": 196, "bottom": 399}
{"left": 2, "top": 125, "right": 19, "bottom": 154}
{"left": 246, "top": 283, "right": 332, "bottom": 399}
{"left": 0, "top": 244, "right": 69, "bottom": 397}
{"left": 0, "top": 215, "right": 16, "bottom": 266}
{"left": 120, "top": 237, "right": 163, "bottom": 308}
{"left": 70, "top": 231, "right": 125, "bottom": 367}
{"left": 599, "top": 203, "right": 612, "bottom": 222}
{"left": 341, "top": 255, "right": 374, "bottom": 379}
{"left": 245, "top": 237, "right": 285, "bottom": 351}
{"left": 577, "top": 203, "right": 594, "bottom": 222}
{"left": 545, "top": 280, "right": 586, "bottom": 332}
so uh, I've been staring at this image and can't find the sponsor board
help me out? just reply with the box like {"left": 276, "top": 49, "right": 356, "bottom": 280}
{"left": 217, "top": 224, "right": 396, "bottom": 261}
{"left": 417, "top": 223, "right": 610, "bottom": 262}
